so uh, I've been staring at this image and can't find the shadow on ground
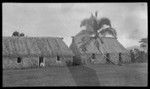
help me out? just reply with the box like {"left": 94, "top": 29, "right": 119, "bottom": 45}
{"left": 68, "top": 65, "right": 100, "bottom": 86}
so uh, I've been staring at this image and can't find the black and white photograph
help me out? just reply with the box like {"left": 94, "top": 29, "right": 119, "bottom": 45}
{"left": 2, "top": 3, "right": 148, "bottom": 87}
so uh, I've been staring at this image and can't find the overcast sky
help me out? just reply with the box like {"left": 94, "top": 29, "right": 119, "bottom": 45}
{"left": 3, "top": 3, "right": 147, "bottom": 48}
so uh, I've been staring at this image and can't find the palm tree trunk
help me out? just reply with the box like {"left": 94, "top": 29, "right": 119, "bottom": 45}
{"left": 95, "top": 37, "right": 115, "bottom": 65}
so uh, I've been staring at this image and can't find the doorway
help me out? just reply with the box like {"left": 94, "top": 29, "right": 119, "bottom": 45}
{"left": 92, "top": 53, "right": 96, "bottom": 59}
{"left": 119, "top": 53, "right": 122, "bottom": 63}
{"left": 39, "top": 56, "right": 45, "bottom": 67}
{"left": 106, "top": 53, "right": 110, "bottom": 63}
{"left": 17, "top": 57, "right": 22, "bottom": 63}
{"left": 56, "top": 55, "right": 61, "bottom": 63}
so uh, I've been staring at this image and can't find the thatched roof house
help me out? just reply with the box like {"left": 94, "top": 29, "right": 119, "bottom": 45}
{"left": 3, "top": 36, "right": 74, "bottom": 69}
{"left": 70, "top": 30, "right": 131, "bottom": 65}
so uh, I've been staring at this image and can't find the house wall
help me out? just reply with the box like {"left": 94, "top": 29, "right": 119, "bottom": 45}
{"left": 71, "top": 52, "right": 131, "bottom": 65}
{"left": 108, "top": 53, "right": 131, "bottom": 64}
{"left": 78, "top": 54, "right": 106, "bottom": 65}
{"left": 3, "top": 56, "right": 39, "bottom": 69}
{"left": 3, "top": 57, "right": 22, "bottom": 69}
{"left": 95, "top": 54, "right": 106, "bottom": 64}
{"left": 22, "top": 57, "right": 39, "bottom": 68}
{"left": 72, "top": 52, "right": 131, "bottom": 65}
{"left": 45, "top": 56, "right": 73, "bottom": 66}
{"left": 3, "top": 56, "right": 73, "bottom": 69}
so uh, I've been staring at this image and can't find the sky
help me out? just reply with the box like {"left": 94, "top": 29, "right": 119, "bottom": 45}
{"left": 3, "top": 3, "right": 148, "bottom": 48}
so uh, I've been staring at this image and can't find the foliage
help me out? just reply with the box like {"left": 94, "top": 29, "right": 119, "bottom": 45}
{"left": 139, "top": 38, "right": 147, "bottom": 44}
{"left": 100, "top": 27, "right": 117, "bottom": 38}
{"left": 12, "top": 31, "right": 25, "bottom": 37}
{"left": 139, "top": 38, "right": 147, "bottom": 48}
{"left": 79, "top": 12, "right": 117, "bottom": 53}
{"left": 97, "top": 17, "right": 112, "bottom": 29}
{"left": 12, "top": 31, "right": 20, "bottom": 37}
{"left": 20, "top": 33, "right": 25, "bottom": 37}
{"left": 130, "top": 49, "right": 147, "bottom": 63}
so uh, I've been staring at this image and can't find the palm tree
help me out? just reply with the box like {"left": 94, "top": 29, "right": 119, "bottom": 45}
{"left": 12, "top": 31, "right": 20, "bottom": 37}
{"left": 139, "top": 38, "right": 147, "bottom": 47}
{"left": 139, "top": 38, "right": 147, "bottom": 52}
{"left": 79, "top": 11, "right": 117, "bottom": 55}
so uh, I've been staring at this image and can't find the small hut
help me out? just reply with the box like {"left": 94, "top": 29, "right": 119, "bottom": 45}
{"left": 70, "top": 30, "right": 131, "bottom": 65}
{"left": 3, "top": 36, "right": 74, "bottom": 69}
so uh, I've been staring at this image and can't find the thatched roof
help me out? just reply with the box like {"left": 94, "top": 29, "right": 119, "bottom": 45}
{"left": 97, "top": 37, "right": 129, "bottom": 53}
{"left": 70, "top": 30, "right": 129, "bottom": 54}
{"left": 3, "top": 36, "right": 74, "bottom": 57}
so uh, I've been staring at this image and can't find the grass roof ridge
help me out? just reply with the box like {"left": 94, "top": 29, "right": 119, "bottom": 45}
{"left": 3, "top": 36, "right": 63, "bottom": 39}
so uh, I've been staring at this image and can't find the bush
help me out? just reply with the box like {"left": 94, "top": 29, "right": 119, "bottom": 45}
{"left": 12, "top": 31, "right": 19, "bottom": 37}
{"left": 130, "top": 49, "right": 148, "bottom": 63}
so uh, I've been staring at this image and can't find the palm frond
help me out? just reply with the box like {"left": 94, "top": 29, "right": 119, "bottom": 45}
{"left": 80, "top": 15, "right": 100, "bottom": 32}
{"left": 139, "top": 38, "right": 147, "bottom": 43}
{"left": 100, "top": 27, "right": 117, "bottom": 38}
{"left": 140, "top": 43, "right": 146, "bottom": 48}
{"left": 82, "top": 30, "right": 95, "bottom": 35}
{"left": 97, "top": 17, "right": 112, "bottom": 29}
{"left": 80, "top": 18, "right": 93, "bottom": 27}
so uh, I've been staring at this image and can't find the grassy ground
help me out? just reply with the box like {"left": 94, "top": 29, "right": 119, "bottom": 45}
{"left": 3, "top": 63, "right": 147, "bottom": 87}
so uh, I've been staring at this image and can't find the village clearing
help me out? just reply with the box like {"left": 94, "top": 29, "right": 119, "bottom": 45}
{"left": 3, "top": 63, "right": 147, "bottom": 86}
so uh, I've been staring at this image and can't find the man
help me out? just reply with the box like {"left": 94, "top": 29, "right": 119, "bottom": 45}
{"left": 118, "top": 53, "right": 122, "bottom": 66}
{"left": 130, "top": 50, "right": 135, "bottom": 63}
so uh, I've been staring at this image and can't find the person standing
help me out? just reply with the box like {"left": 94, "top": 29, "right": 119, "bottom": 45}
{"left": 118, "top": 53, "right": 122, "bottom": 66}
{"left": 130, "top": 50, "right": 135, "bottom": 63}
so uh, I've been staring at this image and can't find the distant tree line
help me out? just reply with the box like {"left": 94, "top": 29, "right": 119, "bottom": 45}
{"left": 130, "top": 38, "right": 148, "bottom": 63}
{"left": 130, "top": 49, "right": 147, "bottom": 63}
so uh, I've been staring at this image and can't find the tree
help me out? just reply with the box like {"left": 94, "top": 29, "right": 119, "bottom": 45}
{"left": 12, "top": 31, "right": 20, "bottom": 37}
{"left": 79, "top": 11, "right": 117, "bottom": 54}
{"left": 139, "top": 38, "right": 147, "bottom": 48}
{"left": 133, "top": 48, "right": 147, "bottom": 63}
{"left": 139, "top": 38, "right": 147, "bottom": 53}
{"left": 139, "top": 38, "right": 147, "bottom": 43}
{"left": 80, "top": 12, "right": 117, "bottom": 38}
{"left": 20, "top": 33, "right": 25, "bottom": 37}
{"left": 12, "top": 31, "right": 25, "bottom": 37}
